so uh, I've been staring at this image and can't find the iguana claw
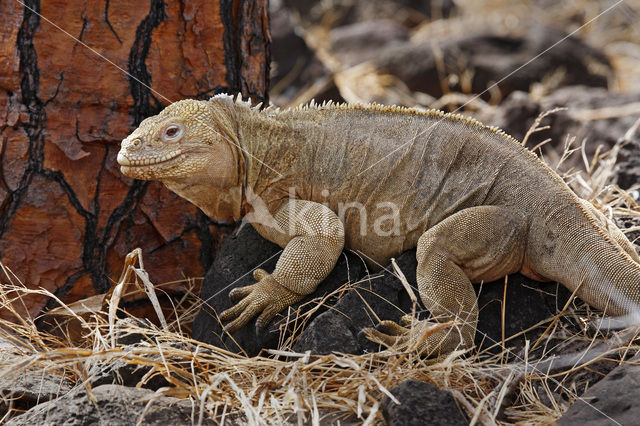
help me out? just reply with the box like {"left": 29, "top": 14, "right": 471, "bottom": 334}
{"left": 363, "top": 314, "right": 461, "bottom": 356}
{"left": 220, "top": 269, "right": 304, "bottom": 333}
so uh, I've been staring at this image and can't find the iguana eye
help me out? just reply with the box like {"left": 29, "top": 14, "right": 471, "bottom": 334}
{"left": 161, "top": 124, "right": 183, "bottom": 142}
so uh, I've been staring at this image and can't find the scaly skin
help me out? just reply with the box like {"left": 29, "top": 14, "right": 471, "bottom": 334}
{"left": 118, "top": 94, "right": 640, "bottom": 356}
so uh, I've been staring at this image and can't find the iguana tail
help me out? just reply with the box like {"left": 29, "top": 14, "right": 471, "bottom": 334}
{"left": 530, "top": 199, "right": 640, "bottom": 322}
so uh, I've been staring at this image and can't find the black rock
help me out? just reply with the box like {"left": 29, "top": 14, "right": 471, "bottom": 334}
{"left": 292, "top": 311, "right": 360, "bottom": 355}
{"left": 192, "top": 224, "right": 367, "bottom": 356}
{"left": 294, "top": 250, "right": 418, "bottom": 354}
{"left": 294, "top": 246, "right": 572, "bottom": 356}
{"left": 475, "top": 274, "right": 572, "bottom": 354}
{"left": 194, "top": 221, "right": 581, "bottom": 358}
{"left": 192, "top": 223, "right": 280, "bottom": 355}
{"left": 88, "top": 354, "right": 172, "bottom": 391}
{"left": 381, "top": 380, "right": 467, "bottom": 425}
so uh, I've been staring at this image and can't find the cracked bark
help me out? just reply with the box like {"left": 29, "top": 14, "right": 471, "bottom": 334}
{"left": 103, "top": 0, "right": 122, "bottom": 45}
{"left": 0, "top": 0, "right": 269, "bottom": 320}
{"left": 220, "top": 0, "right": 270, "bottom": 104}
{"left": 0, "top": 0, "right": 44, "bottom": 242}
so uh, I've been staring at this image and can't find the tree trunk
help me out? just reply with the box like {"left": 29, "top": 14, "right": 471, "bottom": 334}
{"left": 0, "top": 0, "right": 270, "bottom": 321}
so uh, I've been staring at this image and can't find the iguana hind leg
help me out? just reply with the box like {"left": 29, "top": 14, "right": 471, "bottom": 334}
{"left": 365, "top": 206, "right": 527, "bottom": 356}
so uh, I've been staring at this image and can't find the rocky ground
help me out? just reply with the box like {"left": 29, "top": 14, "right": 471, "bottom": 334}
{"left": 3, "top": 0, "right": 640, "bottom": 424}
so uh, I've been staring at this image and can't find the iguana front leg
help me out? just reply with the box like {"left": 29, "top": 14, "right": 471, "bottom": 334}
{"left": 220, "top": 199, "right": 345, "bottom": 332}
{"left": 365, "top": 206, "right": 527, "bottom": 356}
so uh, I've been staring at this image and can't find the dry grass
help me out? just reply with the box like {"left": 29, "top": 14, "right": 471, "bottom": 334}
{"left": 0, "top": 281, "right": 636, "bottom": 425}
{"left": 1, "top": 145, "right": 640, "bottom": 425}
{"left": 0, "top": 264, "right": 493, "bottom": 424}
{"left": 1, "top": 121, "right": 640, "bottom": 424}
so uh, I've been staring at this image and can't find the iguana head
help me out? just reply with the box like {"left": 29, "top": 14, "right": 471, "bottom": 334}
{"left": 118, "top": 97, "right": 246, "bottom": 220}
{"left": 118, "top": 98, "right": 240, "bottom": 183}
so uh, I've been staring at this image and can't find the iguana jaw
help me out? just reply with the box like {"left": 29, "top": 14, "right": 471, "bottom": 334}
{"left": 117, "top": 148, "right": 189, "bottom": 180}
{"left": 118, "top": 149, "right": 184, "bottom": 171}
{"left": 117, "top": 149, "right": 183, "bottom": 167}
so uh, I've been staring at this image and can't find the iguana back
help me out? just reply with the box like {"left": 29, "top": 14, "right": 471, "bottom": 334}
{"left": 238, "top": 104, "right": 575, "bottom": 265}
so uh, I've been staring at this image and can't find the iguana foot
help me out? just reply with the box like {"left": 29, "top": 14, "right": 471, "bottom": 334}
{"left": 220, "top": 268, "right": 304, "bottom": 332}
{"left": 362, "top": 314, "right": 466, "bottom": 356}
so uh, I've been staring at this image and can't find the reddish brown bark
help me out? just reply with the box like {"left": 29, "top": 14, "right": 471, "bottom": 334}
{"left": 0, "top": 0, "right": 269, "bottom": 320}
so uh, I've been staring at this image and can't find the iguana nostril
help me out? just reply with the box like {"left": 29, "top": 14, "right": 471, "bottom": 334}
{"left": 123, "top": 138, "right": 142, "bottom": 151}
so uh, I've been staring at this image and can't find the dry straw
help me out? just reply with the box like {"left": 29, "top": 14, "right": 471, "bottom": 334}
{"left": 3, "top": 0, "right": 640, "bottom": 419}
{"left": 1, "top": 115, "right": 640, "bottom": 424}
{"left": 2, "top": 125, "right": 640, "bottom": 423}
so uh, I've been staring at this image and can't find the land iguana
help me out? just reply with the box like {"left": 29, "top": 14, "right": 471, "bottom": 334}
{"left": 117, "top": 94, "right": 640, "bottom": 356}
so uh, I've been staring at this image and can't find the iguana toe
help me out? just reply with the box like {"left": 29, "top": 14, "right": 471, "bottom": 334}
{"left": 255, "top": 303, "right": 284, "bottom": 328}
{"left": 253, "top": 268, "right": 269, "bottom": 281}
{"left": 362, "top": 326, "right": 409, "bottom": 347}
{"left": 220, "top": 271, "right": 305, "bottom": 333}
{"left": 220, "top": 296, "right": 261, "bottom": 332}
{"left": 400, "top": 314, "right": 417, "bottom": 326}
{"left": 228, "top": 283, "right": 258, "bottom": 302}
{"left": 376, "top": 319, "right": 410, "bottom": 335}
{"left": 364, "top": 317, "right": 462, "bottom": 356}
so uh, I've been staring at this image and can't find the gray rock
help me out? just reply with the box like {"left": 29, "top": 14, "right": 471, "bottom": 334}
{"left": 483, "top": 90, "right": 540, "bottom": 142}
{"left": 282, "top": 0, "right": 456, "bottom": 29}
{"left": 114, "top": 317, "right": 155, "bottom": 346}
{"left": 330, "top": 20, "right": 409, "bottom": 66}
{"left": 616, "top": 135, "right": 640, "bottom": 191}
{"left": 381, "top": 380, "right": 467, "bottom": 425}
{"left": 6, "top": 384, "right": 216, "bottom": 426}
{"left": 615, "top": 216, "right": 640, "bottom": 248}
{"left": 269, "top": 1, "right": 341, "bottom": 106}
{"left": 374, "top": 26, "right": 610, "bottom": 101}
{"left": 0, "top": 368, "right": 72, "bottom": 420}
{"left": 557, "top": 353, "right": 640, "bottom": 426}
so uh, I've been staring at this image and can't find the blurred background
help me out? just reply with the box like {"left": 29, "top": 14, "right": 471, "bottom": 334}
{"left": 269, "top": 0, "right": 640, "bottom": 184}
{"left": 270, "top": 0, "right": 640, "bottom": 105}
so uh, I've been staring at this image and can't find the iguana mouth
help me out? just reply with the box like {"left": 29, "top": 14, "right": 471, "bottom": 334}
{"left": 117, "top": 150, "right": 183, "bottom": 167}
